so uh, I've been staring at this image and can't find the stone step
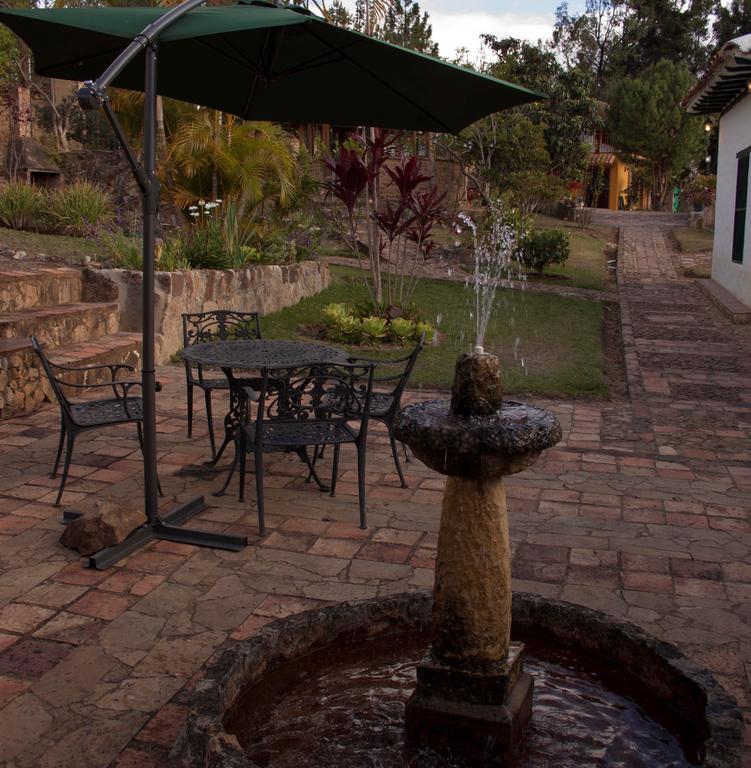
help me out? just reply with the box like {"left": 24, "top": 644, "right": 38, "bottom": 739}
{"left": 0, "top": 263, "right": 83, "bottom": 312}
{"left": 0, "top": 333, "right": 142, "bottom": 419}
{"left": 0, "top": 302, "right": 120, "bottom": 347}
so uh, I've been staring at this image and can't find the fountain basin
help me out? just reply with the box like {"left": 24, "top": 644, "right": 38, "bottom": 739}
{"left": 395, "top": 400, "right": 562, "bottom": 478}
{"left": 182, "top": 592, "right": 742, "bottom": 768}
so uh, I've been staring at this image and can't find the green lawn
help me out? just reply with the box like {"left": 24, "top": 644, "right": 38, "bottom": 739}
{"left": 672, "top": 226, "right": 713, "bottom": 254}
{"left": 0, "top": 227, "right": 100, "bottom": 264}
{"left": 263, "top": 266, "right": 607, "bottom": 398}
{"left": 532, "top": 214, "right": 616, "bottom": 292}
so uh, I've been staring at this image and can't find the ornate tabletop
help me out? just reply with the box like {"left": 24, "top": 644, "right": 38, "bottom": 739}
{"left": 180, "top": 339, "right": 349, "bottom": 370}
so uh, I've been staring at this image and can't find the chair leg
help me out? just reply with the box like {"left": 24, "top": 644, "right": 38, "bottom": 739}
{"left": 186, "top": 383, "right": 194, "bottom": 438}
{"left": 388, "top": 428, "right": 408, "bottom": 489}
{"left": 356, "top": 443, "right": 367, "bottom": 530}
{"left": 238, "top": 443, "right": 247, "bottom": 502}
{"left": 300, "top": 447, "right": 327, "bottom": 491}
{"left": 255, "top": 449, "right": 266, "bottom": 535}
{"left": 330, "top": 443, "right": 341, "bottom": 497}
{"left": 204, "top": 390, "right": 217, "bottom": 461}
{"left": 403, "top": 442, "right": 410, "bottom": 463}
{"left": 55, "top": 432, "right": 75, "bottom": 507}
{"left": 51, "top": 421, "right": 66, "bottom": 478}
{"left": 214, "top": 450, "right": 238, "bottom": 497}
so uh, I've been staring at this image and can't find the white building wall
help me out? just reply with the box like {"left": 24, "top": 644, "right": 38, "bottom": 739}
{"left": 712, "top": 96, "right": 751, "bottom": 306}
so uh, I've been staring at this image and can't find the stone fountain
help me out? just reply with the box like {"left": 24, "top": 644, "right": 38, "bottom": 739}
{"left": 183, "top": 205, "right": 742, "bottom": 768}
{"left": 395, "top": 352, "right": 561, "bottom": 763}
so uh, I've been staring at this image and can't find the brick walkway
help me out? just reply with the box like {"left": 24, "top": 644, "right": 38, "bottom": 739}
{"left": 0, "top": 222, "right": 750, "bottom": 766}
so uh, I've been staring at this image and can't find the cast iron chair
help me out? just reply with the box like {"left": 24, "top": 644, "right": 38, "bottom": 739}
{"left": 315, "top": 333, "right": 425, "bottom": 489}
{"left": 182, "top": 310, "right": 262, "bottom": 461}
{"left": 217, "top": 361, "right": 375, "bottom": 535}
{"left": 32, "top": 335, "right": 160, "bottom": 507}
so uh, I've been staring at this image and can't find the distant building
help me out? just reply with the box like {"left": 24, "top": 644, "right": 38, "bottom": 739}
{"left": 686, "top": 34, "right": 751, "bottom": 307}
{"left": 583, "top": 103, "right": 650, "bottom": 211}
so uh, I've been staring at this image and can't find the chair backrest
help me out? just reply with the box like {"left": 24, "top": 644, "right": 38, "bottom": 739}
{"left": 182, "top": 310, "right": 261, "bottom": 347}
{"left": 254, "top": 362, "right": 375, "bottom": 437}
{"left": 362, "top": 332, "right": 425, "bottom": 413}
{"left": 31, "top": 335, "right": 72, "bottom": 415}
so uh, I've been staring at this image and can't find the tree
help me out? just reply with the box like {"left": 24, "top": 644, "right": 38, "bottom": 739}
{"left": 327, "top": 0, "right": 354, "bottom": 28}
{"left": 713, "top": 0, "right": 751, "bottom": 47}
{"left": 375, "top": 0, "right": 438, "bottom": 54}
{"left": 607, "top": 60, "right": 706, "bottom": 209}
{"left": 613, "top": 0, "right": 715, "bottom": 76}
{"left": 481, "top": 37, "right": 600, "bottom": 182}
{"left": 551, "top": 0, "right": 627, "bottom": 94}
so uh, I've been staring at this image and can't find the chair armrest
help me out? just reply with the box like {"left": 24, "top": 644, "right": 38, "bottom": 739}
{"left": 346, "top": 352, "right": 413, "bottom": 365}
{"left": 50, "top": 360, "right": 136, "bottom": 382}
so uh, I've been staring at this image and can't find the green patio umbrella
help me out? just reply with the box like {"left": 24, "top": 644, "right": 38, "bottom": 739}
{"left": 0, "top": 2, "right": 540, "bottom": 132}
{"left": 0, "top": 1, "right": 543, "bottom": 569}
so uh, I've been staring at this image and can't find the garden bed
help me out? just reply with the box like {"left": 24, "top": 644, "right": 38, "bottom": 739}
{"left": 262, "top": 266, "right": 610, "bottom": 399}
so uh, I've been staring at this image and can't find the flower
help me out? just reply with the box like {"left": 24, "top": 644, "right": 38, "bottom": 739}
{"left": 198, "top": 199, "right": 205, "bottom": 206}
{"left": 190, "top": 211, "right": 199, "bottom": 217}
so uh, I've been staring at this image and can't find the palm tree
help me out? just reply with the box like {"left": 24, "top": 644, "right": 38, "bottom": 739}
{"left": 166, "top": 111, "right": 301, "bottom": 226}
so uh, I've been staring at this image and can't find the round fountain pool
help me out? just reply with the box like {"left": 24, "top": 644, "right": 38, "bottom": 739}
{"left": 184, "top": 593, "right": 742, "bottom": 768}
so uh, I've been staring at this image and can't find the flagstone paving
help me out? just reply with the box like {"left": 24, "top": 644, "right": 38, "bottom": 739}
{"left": 0, "top": 219, "right": 750, "bottom": 766}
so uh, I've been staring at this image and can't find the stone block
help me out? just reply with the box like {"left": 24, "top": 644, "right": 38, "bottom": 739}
{"left": 60, "top": 499, "right": 146, "bottom": 556}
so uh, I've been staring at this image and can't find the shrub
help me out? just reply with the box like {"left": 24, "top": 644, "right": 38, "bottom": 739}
{"left": 0, "top": 182, "right": 46, "bottom": 231}
{"left": 518, "top": 229, "right": 570, "bottom": 275}
{"left": 322, "top": 303, "right": 430, "bottom": 347}
{"left": 46, "top": 180, "right": 113, "bottom": 236}
{"left": 101, "top": 227, "right": 142, "bottom": 269}
{"left": 181, "top": 220, "right": 231, "bottom": 270}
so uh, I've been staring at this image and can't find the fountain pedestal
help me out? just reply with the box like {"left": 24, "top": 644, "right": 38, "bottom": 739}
{"left": 395, "top": 353, "right": 562, "bottom": 765}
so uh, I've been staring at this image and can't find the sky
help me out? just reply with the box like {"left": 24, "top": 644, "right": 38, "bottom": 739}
{"left": 339, "top": 0, "right": 587, "bottom": 59}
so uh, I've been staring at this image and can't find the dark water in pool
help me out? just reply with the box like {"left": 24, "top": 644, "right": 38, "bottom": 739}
{"left": 225, "top": 631, "right": 699, "bottom": 768}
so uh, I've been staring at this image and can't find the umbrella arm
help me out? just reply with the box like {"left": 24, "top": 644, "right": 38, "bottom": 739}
{"left": 101, "top": 100, "right": 150, "bottom": 195}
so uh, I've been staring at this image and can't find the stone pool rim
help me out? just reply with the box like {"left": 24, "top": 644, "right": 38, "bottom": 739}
{"left": 182, "top": 591, "right": 742, "bottom": 768}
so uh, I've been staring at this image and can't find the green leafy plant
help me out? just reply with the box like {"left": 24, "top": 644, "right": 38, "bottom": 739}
{"left": 361, "top": 315, "right": 388, "bottom": 343}
{"left": 518, "top": 229, "right": 570, "bottom": 275}
{"left": 46, "top": 180, "right": 113, "bottom": 236}
{"left": 388, "top": 316, "right": 416, "bottom": 343}
{"left": 415, "top": 321, "right": 434, "bottom": 343}
{"left": 0, "top": 182, "right": 46, "bottom": 231}
{"left": 323, "top": 303, "right": 349, "bottom": 324}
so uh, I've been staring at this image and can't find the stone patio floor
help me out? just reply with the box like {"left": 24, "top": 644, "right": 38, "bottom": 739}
{"left": 0, "top": 220, "right": 750, "bottom": 767}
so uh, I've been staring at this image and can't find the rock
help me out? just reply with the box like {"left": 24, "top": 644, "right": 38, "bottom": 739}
{"left": 450, "top": 352, "right": 503, "bottom": 417}
{"left": 60, "top": 499, "right": 146, "bottom": 556}
{"left": 11, "top": 250, "right": 27, "bottom": 260}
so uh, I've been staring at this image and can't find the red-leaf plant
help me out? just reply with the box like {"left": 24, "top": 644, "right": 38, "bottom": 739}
{"left": 322, "top": 132, "right": 446, "bottom": 314}
{"left": 400, "top": 183, "right": 446, "bottom": 307}
{"left": 322, "top": 131, "right": 396, "bottom": 305}
{"left": 378, "top": 154, "right": 446, "bottom": 309}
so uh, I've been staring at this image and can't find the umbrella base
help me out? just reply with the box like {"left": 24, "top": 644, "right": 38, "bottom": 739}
{"left": 62, "top": 496, "right": 248, "bottom": 569}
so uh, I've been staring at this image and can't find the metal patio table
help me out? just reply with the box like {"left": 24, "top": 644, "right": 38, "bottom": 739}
{"left": 180, "top": 339, "right": 350, "bottom": 468}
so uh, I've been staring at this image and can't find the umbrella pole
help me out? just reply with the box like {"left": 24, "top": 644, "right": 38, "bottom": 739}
{"left": 68, "top": 33, "right": 248, "bottom": 569}
{"left": 142, "top": 44, "right": 160, "bottom": 525}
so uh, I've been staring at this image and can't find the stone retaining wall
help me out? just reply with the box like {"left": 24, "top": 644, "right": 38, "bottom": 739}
{"left": 94, "top": 260, "right": 330, "bottom": 364}
{"left": 0, "top": 345, "right": 48, "bottom": 418}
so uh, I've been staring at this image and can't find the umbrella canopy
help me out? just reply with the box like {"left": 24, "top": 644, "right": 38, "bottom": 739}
{"left": 0, "top": 2, "right": 542, "bottom": 133}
